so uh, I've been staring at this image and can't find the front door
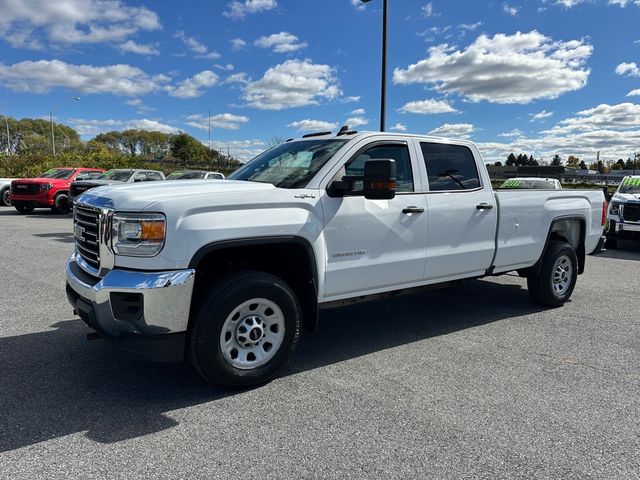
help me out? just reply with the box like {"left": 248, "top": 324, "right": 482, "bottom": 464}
{"left": 321, "top": 141, "right": 428, "bottom": 299}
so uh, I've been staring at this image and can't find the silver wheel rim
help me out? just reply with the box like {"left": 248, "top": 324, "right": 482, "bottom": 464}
{"left": 552, "top": 254, "right": 572, "bottom": 296}
{"left": 2, "top": 190, "right": 9, "bottom": 205}
{"left": 219, "top": 298, "right": 285, "bottom": 370}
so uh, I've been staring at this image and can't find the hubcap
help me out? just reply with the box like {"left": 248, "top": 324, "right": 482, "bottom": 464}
{"left": 552, "top": 254, "right": 573, "bottom": 296}
{"left": 219, "top": 298, "right": 285, "bottom": 370}
{"left": 2, "top": 190, "right": 9, "bottom": 205}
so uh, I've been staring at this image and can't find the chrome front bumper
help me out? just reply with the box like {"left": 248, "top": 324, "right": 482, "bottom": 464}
{"left": 65, "top": 253, "right": 195, "bottom": 361}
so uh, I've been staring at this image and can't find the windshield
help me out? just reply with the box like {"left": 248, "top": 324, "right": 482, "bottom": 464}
{"left": 40, "top": 168, "right": 74, "bottom": 180}
{"left": 97, "top": 170, "right": 133, "bottom": 181}
{"left": 228, "top": 139, "right": 348, "bottom": 188}
{"left": 618, "top": 177, "right": 640, "bottom": 194}
{"left": 167, "top": 171, "right": 205, "bottom": 180}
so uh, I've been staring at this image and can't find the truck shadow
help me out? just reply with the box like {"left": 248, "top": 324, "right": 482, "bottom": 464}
{"left": 33, "top": 232, "right": 75, "bottom": 243}
{"left": 0, "top": 279, "right": 543, "bottom": 452}
{"left": 0, "top": 208, "right": 72, "bottom": 218}
{"left": 599, "top": 240, "right": 640, "bottom": 261}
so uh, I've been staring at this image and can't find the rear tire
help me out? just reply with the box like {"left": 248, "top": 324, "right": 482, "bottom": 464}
{"left": 15, "top": 206, "right": 34, "bottom": 214}
{"left": 527, "top": 241, "right": 578, "bottom": 307}
{"left": 189, "top": 270, "right": 301, "bottom": 388}
{"left": 1, "top": 187, "right": 9, "bottom": 206}
{"left": 52, "top": 193, "right": 70, "bottom": 214}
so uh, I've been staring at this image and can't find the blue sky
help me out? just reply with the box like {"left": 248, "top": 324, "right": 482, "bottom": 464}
{"left": 1, "top": 0, "right": 640, "bottom": 163}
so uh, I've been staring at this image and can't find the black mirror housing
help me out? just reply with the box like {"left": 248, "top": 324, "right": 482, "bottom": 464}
{"left": 363, "top": 159, "right": 397, "bottom": 200}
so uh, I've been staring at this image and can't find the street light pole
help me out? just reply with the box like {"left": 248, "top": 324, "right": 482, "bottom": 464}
{"left": 50, "top": 97, "right": 80, "bottom": 156}
{"left": 361, "top": 0, "right": 388, "bottom": 132}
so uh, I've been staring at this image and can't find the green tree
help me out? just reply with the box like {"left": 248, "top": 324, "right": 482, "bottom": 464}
{"left": 578, "top": 160, "right": 587, "bottom": 169}
{"left": 551, "top": 155, "right": 562, "bottom": 166}
{"left": 506, "top": 153, "right": 517, "bottom": 166}
{"left": 566, "top": 155, "right": 580, "bottom": 168}
{"left": 171, "top": 132, "right": 207, "bottom": 164}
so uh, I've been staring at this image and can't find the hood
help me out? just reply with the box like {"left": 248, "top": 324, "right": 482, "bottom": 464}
{"left": 72, "top": 179, "right": 124, "bottom": 187}
{"left": 79, "top": 180, "right": 277, "bottom": 211}
{"left": 612, "top": 192, "right": 640, "bottom": 203}
{"left": 12, "top": 177, "right": 69, "bottom": 185}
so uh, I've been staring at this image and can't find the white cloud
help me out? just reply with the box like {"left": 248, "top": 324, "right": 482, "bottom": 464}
{"left": 627, "top": 89, "right": 640, "bottom": 96}
{"left": 0, "top": 0, "right": 160, "bottom": 50}
{"left": 530, "top": 110, "right": 554, "bottom": 121}
{"left": 231, "top": 38, "right": 247, "bottom": 50}
{"left": 255, "top": 32, "right": 307, "bottom": 53}
{"left": 608, "top": 0, "right": 640, "bottom": 6}
{"left": 615, "top": 62, "right": 640, "bottom": 77}
{"left": 118, "top": 40, "right": 159, "bottom": 55}
{"left": 170, "top": 70, "right": 219, "bottom": 98}
{"left": 398, "top": 98, "right": 457, "bottom": 114}
{"left": 209, "top": 139, "right": 267, "bottom": 162}
{"left": 224, "top": 0, "right": 277, "bottom": 19}
{"left": 340, "top": 95, "right": 361, "bottom": 103}
{"left": 458, "top": 22, "right": 483, "bottom": 31}
{"left": 477, "top": 102, "right": 640, "bottom": 163}
{"left": 125, "top": 98, "right": 154, "bottom": 113}
{"left": 214, "top": 64, "right": 235, "bottom": 71}
{"left": 288, "top": 119, "right": 338, "bottom": 132}
{"left": 174, "top": 30, "right": 219, "bottom": 58}
{"left": 0, "top": 59, "right": 169, "bottom": 96}
{"left": 394, "top": 31, "right": 592, "bottom": 104}
{"left": 185, "top": 113, "right": 249, "bottom": 131}
{"left": 390, "top": 122, "right": 407, "bottom": 131}
{"left": 499, "top": 128, "right": 524, "bottom": 137}
{"left": 67, "top": 117, "right": 179, "bottom": 136}
{"left": 555, "top": 0, "right": 587, "bottom": 6}
{"left": 422, "top": 2, "right": 439, "bottom": 17}
{"left": 224, "top": 72, "right": 250, "bottom": 85}
{"left": 346, "top": 116, "right": 369, "bottom": 127}
{"left": 350, "top": 0, "right": 366, "bottom": 11}
{"left": 503, "top": 3, "right": 519, "bottom": 15}
{"left": 429, "top": 123, "right": 475, "bottom": 138}
{"left": 350, "top": 108, "right": 365, "bottom": 115}
{"left": 243, "top": 59, "right": 341, "bottom": 110}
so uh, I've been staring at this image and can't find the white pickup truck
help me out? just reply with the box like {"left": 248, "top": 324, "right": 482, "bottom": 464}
{"left": 605, "top": 175, "right": 640, "bottom": 248}
{"left": 66, "top": 132, "right": 606, "bottom": 387}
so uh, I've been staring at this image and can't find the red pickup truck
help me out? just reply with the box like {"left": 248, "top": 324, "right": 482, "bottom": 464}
{"left": 10, "top": 167, "right": 104, "bottom": 214}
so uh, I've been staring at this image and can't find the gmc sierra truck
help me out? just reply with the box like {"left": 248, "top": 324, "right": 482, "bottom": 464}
{"left": 605, "top": 175, "right": 640, "bottom": 248}
{"left": 66, "top": 131, "right": 606, "bottom": 387}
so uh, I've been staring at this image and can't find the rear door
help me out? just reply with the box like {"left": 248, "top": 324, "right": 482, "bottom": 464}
{"left": 416, "top": 141, "right": 497, "bottom": 280}
{"left": 321, "top": 139, "right": 428, "bottom": 298}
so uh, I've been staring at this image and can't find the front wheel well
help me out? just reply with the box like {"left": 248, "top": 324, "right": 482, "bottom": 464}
{"left": 189, "top": 240, "right": 319, "bottom": 333}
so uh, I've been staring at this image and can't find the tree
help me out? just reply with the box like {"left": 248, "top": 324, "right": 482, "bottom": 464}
{"left": 506, "top": 153, "right": 517, "bottom": 166}
{"left": 493, "top": 161, "right": 502, "bottom": 166}
{"left": 551, "top": 155, "right": 562, "bottom": 166}
{"left": 611, "top": 159, "right": 625, "bottom": 170}
{"left": 579, "top": 160, "right": 587, "bottom": 169}
{"left": 566, "top": 155, "right": 580, "bottom": 168}
{"left": 171, "top": 132, "right": 208, "bottom": 164}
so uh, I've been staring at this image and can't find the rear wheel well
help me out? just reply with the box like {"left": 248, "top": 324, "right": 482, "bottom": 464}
{"left": 189, "top": 241, "right": 318, "bottom": 332}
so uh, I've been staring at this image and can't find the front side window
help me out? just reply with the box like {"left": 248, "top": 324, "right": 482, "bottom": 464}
{"left": 421, "top": 142, "right": 480, "bottom": 191}
{"left": 343, "top": 143, "right": 414, "bottom": 194}
{"left": 229, "top": 139, "right": 347, "bottom": 188}
{"left": 146, "top": 172, "right": 163, "bottom": 181}
{"left": 98, "top": 170, "right": 133, "bottom": 182}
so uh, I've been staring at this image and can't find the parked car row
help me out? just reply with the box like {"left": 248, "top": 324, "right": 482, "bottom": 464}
{"left": 4, "top": 168, "right": 225, "bottom": 214}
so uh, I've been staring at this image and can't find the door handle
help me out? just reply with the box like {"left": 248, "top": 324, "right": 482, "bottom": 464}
{"left": 476, "top": 202, "right": 494, "bottom": 210}
{"left": 402, "top": 206, "right": 425, "bottom": 214}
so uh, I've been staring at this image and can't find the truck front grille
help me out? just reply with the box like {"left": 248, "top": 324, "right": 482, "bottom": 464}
{"left": 11, "top": 183, "right": 39, "bottom": 195}
{"left": 73, "top": 204, "right": 101, "bottom": 271}
{"left": 622, "top": 203, "right": 640, "bottom": 223}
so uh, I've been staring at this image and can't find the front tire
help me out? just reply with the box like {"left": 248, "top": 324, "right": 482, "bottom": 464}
{"left": 189, "top": 271, "right": 301, "bottom": 388}
{"left": 1, "top": 187, "right": 10, "bottom": 206}
{"left": 527, "top": 241, "right": 578, "bottom": 307}
{"left": 52, "top": 193, "right": 70, "bottom": 214}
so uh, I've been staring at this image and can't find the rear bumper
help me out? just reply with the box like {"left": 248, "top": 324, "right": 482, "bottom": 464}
{"left": 65, "top": 254, "right": 195, "bottom": 362}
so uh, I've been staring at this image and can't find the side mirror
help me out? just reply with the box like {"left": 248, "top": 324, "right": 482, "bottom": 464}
{"left": 363, "top": 159, "right": 396, "bottom": 200}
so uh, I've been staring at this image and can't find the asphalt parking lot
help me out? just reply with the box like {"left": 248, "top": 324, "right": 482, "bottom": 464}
{"left": 0, "top": 206, "right": 639, "bottom": 479}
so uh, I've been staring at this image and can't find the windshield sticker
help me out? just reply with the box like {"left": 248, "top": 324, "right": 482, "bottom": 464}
{"left": 502, "top": 179, "right": 522, "bottom": 188}
{"left": 622, "top": 177, "right": 640, "bottom": 186}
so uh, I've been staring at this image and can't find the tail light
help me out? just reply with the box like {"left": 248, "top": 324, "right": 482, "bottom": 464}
{"left": 602, "top": 200, "right": 607, "bottom": 226}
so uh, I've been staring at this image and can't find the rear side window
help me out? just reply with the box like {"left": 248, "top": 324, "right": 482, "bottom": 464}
{"left": 146, "top": 172, "right": 163, "bottom": 181}
{"left": 420, "top": 142, "right": 480, "bottom": 191}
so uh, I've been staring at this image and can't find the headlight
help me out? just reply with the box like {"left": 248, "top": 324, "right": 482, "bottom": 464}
{"left": 610, "top": 202, "right": 621, "bottom": 216}
{"left": 39, "top": 183, "right": 52, "bottom": 192}
{"left": 112, "top": 213, "right": 166, "bottom": 256}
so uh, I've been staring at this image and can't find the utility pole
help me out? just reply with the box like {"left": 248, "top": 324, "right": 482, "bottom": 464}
{"left": 3, "top": 115, "right": 9, "bottom": 155}
{"left": 50, "top": 97, "right": 80, "bottom": 156}
{"left": 360, "top": 0, "right": 388, "bottom": 132}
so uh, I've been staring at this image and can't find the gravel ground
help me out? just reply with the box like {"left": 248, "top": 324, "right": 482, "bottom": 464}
{"left": 0, "top": 205, "right": 639, "bottom": 479}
